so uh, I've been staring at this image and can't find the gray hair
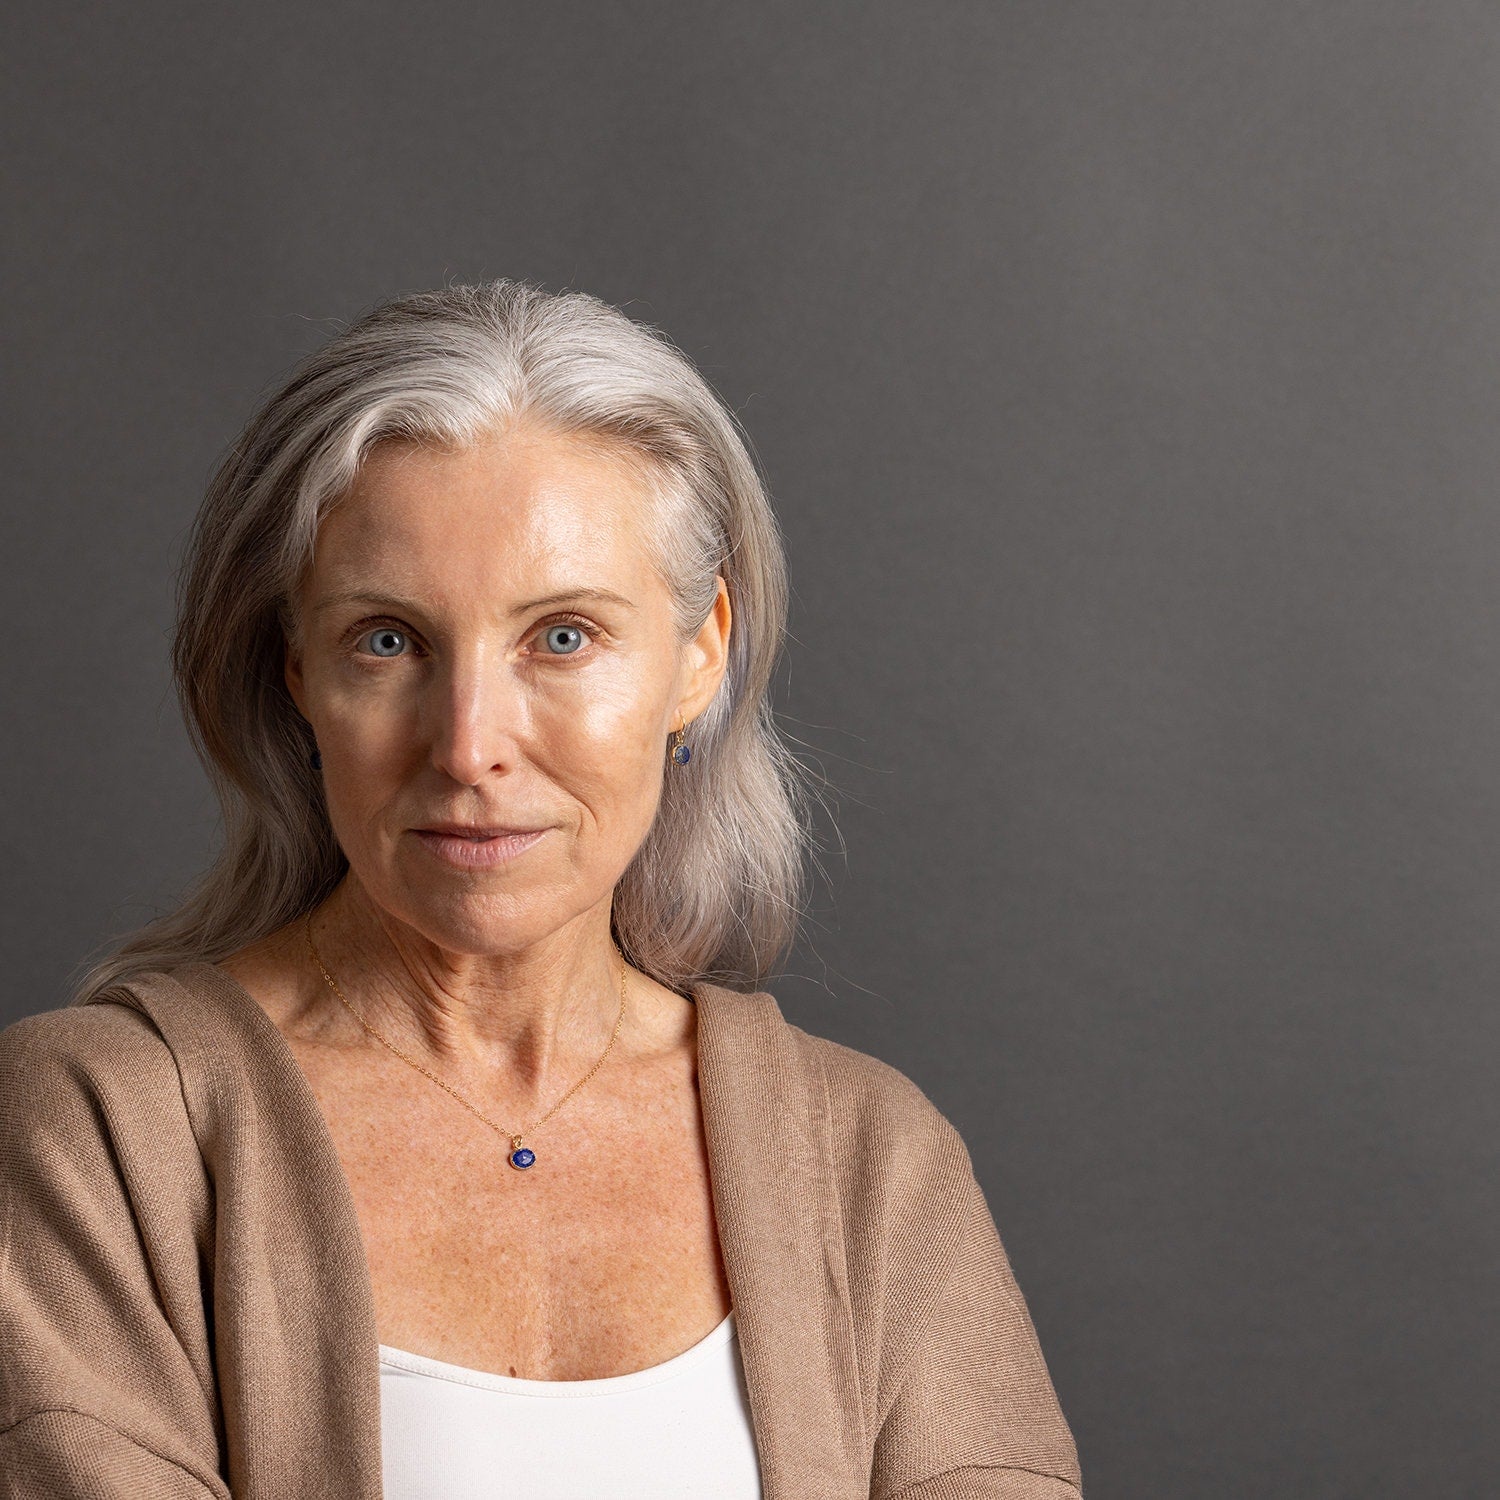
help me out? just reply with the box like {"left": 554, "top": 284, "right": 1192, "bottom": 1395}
{"left": 71, "top": 279, "right": 824, "bottom": 1004}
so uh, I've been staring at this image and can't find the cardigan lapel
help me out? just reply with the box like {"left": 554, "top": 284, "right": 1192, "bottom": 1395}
{"left": 692, "top": 981, "right": 867, "bottom": 1498}
{"left": 91, "top": 964, "right": 866, "bottom": 1499}
{"left": 89, "top": 964, "right": 386, "bottom": 1499}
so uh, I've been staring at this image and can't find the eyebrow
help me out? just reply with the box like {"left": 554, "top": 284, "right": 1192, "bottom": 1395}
{"left": 312, "top": 587, "right": 637, "bottom": 617}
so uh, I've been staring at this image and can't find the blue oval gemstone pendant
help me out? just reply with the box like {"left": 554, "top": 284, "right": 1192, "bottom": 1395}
{"left": 671, "top": 743, "right": 691, "bottom": 765}
{"left": 508, "top": 1138, "right": 536, "bottom": 1170}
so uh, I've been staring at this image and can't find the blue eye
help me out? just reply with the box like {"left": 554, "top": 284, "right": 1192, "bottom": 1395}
{"left": 362, "top": 627, "right": 408, "bottom": 658}
{"left": 542, "top": 623, "right": 587, "bottom": 656}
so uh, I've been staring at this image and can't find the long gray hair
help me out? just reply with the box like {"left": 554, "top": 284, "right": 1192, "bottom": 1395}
{"left": 71, "top": 279, "right": 822, "bottom": 1004}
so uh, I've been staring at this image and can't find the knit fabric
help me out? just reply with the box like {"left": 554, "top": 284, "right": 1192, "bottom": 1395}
{"left": 0, "top": 962, "right": 1082, "bottom": 1498}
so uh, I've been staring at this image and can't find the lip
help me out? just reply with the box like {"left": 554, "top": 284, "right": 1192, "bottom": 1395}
{"left": 419, "top": 822, "right": 550, "bottom": 838}
{"left": 412, "top": 827, "right": 550, "bottom": 870}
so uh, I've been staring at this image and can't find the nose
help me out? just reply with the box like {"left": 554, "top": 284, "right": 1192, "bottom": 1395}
{"left": 424, "top": 644, "right": 525, "bottom": 786}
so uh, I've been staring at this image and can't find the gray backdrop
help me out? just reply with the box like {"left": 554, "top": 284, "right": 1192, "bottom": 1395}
{"left": 4, "top": 3, "right": 1495, "bottom": 1495}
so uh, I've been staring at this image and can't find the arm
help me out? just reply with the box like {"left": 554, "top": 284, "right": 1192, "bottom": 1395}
{"left": 1, "top": 1411, "right": 224, "bottom": 1499}
{"left": 870, "top": 1161, "right": 1083, "bottom": 1500}
{"left": 0, "top": 1006, "right": 229, "bottom": 1498}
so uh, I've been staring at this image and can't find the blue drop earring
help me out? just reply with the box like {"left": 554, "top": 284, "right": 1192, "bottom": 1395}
{"left": 670, "top": 715, "right": 692, "bottom": 766}
{"left": 310, "top": 746, "right": 322, "bottom": 770}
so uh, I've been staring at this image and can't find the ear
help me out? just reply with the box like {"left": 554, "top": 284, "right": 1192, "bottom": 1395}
{"left": 284, "top": 633, "right": 309, "bottom": 722}
{"left": 677, "top": 574, "right": 733, "bottom": 723}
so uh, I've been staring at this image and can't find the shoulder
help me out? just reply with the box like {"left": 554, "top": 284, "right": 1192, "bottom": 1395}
{"left": 786, "top": 1019, "right": 973, "bottom": 1163}
{"left": 699, "top": 982, "right": 978, "bottom": 1209}
{"left": 777, "top": 1017, "right": 980, "bottom": 1246}
{"left": 0, "top": 989, "right": 213, "bottom": 1263}
{"left": 0, "top": 992, "right": 194, "bottom": 1157}
{"left": 0, "top": 996, "right": 176, "bottom": 1084}
{"left": 763, "top": 1013, "right": 1002, "bottom": 1372}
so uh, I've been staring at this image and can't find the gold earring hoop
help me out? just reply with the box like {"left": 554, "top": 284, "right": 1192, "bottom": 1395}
{"left": 669, "top": 714, "right": 692, "bottom": 766}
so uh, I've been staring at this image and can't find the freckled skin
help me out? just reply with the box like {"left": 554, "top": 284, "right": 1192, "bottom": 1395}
{"left": 219, "top": 420, "right": 738, "bottom": 1379}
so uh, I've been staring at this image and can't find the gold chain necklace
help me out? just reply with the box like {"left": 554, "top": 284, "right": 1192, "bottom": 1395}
{"left": 302, "top": 909, "right": 628, "bottom": 1172}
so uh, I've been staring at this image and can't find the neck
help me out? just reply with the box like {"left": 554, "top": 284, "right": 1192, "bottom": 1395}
{"left": 301, "top": 877, "right": 629, "bottom": 1095}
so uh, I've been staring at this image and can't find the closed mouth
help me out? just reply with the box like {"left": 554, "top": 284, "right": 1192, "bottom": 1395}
{"left": 417, "top": 825, "right": 548, "bottom": 839}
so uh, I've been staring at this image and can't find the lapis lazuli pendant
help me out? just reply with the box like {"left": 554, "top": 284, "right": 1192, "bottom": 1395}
{"left": 671, "top": 743, "right": 691, "bottom": 765}
{"left": 509, "top": 1139, "right": 536, "bottom": 1170}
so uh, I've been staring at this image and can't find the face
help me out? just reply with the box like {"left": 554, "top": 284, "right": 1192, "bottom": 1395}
{"left": 284, "top": 421, "right": 731, "bottom": 956}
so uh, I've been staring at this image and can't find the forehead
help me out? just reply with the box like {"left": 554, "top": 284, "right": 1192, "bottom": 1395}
{"left": 311, "top": 423, "right": 659, "bottom": 589}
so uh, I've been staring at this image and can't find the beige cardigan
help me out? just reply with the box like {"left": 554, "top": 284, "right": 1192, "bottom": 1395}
{"left": 0, "top": 961, "right": 1082, "bottom": 1499}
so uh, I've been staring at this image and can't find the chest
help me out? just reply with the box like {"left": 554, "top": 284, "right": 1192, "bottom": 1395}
{"left": 285, "top": 1034, "right": 734, "bottom": 1381}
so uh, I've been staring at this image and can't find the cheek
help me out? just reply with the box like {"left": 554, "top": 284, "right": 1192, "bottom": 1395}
{"left": 328, "top": 707, "right": 418, "bottom": 772}
{"left": 315, "top": 667, "right": 421, "bottom": 762}
{"left": 314, "top": 686, "right": 419, "bottom": 836}
{"left": 565, "top": 682, "right": 660, "bottom": 745}
{"left": 534, "top": 676, "right": 672, "bottom": 842}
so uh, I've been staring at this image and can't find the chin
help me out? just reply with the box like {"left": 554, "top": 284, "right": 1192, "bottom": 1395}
{"left": 382, "top": 882, "right": 569, "bottom": 956}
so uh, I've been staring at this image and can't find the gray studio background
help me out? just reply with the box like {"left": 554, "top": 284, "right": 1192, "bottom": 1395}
{"left": 4, "top": 3, "right": 1495, "bottom": 1495}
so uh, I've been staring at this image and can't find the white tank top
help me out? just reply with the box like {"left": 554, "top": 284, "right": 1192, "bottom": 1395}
{"left": 378, "top": 1311, "right": 763, "bottom": 1499}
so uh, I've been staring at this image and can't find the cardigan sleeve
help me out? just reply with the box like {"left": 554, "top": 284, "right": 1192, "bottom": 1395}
{"left": 0, "top": 1006, "right": 230, "bottom": 1499}
{"left": 869, "top": 1159, "right": 1084, "bottom": 1500}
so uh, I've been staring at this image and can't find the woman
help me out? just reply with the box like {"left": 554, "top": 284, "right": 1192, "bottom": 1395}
{"left": 0, "top": 281, "right": 1083, "bottom": 1498}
